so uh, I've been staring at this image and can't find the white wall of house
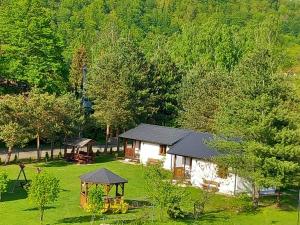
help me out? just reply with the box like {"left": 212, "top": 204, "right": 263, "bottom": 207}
{"left": 136, "top": 140, "right": 251, "bottom": 195}
{"left": 139, "top": 142, "right": 172, "bottom": 170}
{"left": 190, "top": 159, "right": 251, "bottom": 195}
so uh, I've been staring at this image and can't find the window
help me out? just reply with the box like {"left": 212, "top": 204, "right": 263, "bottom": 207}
{"left": 217, "top": 164, "right": 229, "bottom": 179}
{"left": 159, "top": 145, "right": 167, "bottom": 156}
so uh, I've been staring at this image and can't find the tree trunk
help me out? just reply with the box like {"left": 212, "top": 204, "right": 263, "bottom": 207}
{"left": 50, "top": 140, "right": 54, "bottom": 160}
{"left": 40, "top": 207, "right": 44, "bottom": 221}
{"left": 252, "top": 183, "right": 258, "bottom": 208}
{"left": 276, "top": 190, "right": 280, "bottom": 207}
{"left": 104, "top": 124, "right": 110, "bottom": 154}
{"left": 37, "top": 133, "right": 41, "bottom": 161}
{"left": 5, "top": 147, "right": 13, "bottom": 165}
{"left": 116, "top": 128, "right": 120, "bottom": 153}
{"left": 110, "top": 130, "right": 113, "bottom": 153}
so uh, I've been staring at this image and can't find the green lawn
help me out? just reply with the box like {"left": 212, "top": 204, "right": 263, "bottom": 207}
{"left": 0, "top": 156, "right": 298, "bottom": 225}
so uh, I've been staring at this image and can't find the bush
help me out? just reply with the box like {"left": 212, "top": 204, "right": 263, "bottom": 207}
{"left": 232, "top": 193, "right": 254, "bottom": 213}
{"left": 45, "top": 152, "right": 49, "bottom": 162}
{"left": 167, "top": 203, "right": 186, "bottom": 219}
{"left": 0, "top": 171, "right": 9, "bottom": 201}
{"left": 96, "top": 149, "right": 101, "bottom": 156}
{"left": 86, "top": 186, "right": 104, "bottom": 214}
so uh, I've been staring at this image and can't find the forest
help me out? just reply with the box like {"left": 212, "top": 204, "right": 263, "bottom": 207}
{"left": 0, "top": 0, "right": 300, "bottom": 184}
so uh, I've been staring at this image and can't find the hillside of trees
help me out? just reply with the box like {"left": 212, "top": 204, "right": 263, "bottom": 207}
{"left": 1, "top": 0, "right": 299, "bottom": 196}
{"left": 0, "top": 0, "right": 299, "bottom": 134}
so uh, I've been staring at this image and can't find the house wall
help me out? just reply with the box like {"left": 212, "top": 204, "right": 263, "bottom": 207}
{"left": 137, "top": 141, "right": 251, "bottom": 195}
{"left": 139, "top": 142, "right": 172, "bottom": 170}
{"left": 190, "top": 159, "right": 251, "bottom": 195}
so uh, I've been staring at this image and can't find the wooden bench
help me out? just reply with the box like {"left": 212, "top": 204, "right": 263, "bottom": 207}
{"left": 147, "top": 158, "right": 160, "bottom": 165}
{"left": 202, "top": 179, "right": 220, "bottom": 192}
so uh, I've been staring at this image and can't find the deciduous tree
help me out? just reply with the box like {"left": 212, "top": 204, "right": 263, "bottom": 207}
{"left": 28, "top": 172, "right": 60, "bottom": 222}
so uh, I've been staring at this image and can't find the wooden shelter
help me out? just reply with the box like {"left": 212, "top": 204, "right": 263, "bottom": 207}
{"left": 64, "top": 138, "right": 96, "bottom": 164}
{"left": 79, "top": 168, "right": 128, "bottom": 208}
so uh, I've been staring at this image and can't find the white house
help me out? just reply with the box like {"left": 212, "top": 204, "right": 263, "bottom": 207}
{"left": 119, "top": 123, "right": 251, "bottom": 195}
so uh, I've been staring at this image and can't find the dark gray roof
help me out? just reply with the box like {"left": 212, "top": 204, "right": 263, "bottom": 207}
{"left": 119, "top": 123, "right": 191, "bottom": 145}
{"left": 64, "top": 138, "right": 96, "bottom": 148}
{"left": 168, "top": 132, "right": 220, "bottom": 159}
{"left": 80, "top": 168, "right": 128, "bottom": 184}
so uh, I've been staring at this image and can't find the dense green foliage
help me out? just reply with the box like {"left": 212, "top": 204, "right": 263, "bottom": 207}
{"left": 1, "top": 0, "right": 299, "bottom": 125}
{"left": 0, "top": 90, "right": 82, "bottom": 161}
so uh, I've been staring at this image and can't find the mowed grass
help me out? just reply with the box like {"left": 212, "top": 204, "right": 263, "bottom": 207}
{"left": 0, "top": 156, "right": 298, "bottom": 225}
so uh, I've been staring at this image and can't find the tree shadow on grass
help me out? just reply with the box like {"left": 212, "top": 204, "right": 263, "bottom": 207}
{"left": 278, "top": 191, "right": 298, "bottom": 211}
{"left": 126, "top": 199, "right": 152, "bottom": 208}
{"left": 56, "top": 215, "right": 94, "bottom": 224}
{"left": 23, "top": 206, "right": 56, "bottom": 211}
{"left": 38, "top": 160, "right": 72, "bottom": 168}
{"left": 1, "top": 180, "right": 28, "bottom": 202}
{"left": 259, "top": 191, "right": 297, "bottom": 212}
{"left": 94, "top": 155, "right": 117, "bottom": 163}
{"left": 195, "top": 211, "right": 231, "bottom": 224}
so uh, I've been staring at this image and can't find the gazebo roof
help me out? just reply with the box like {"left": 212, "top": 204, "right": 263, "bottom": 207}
{"left": 64, "top": 138, "right": 96, "bottom": 148}
{"left": 80, "top": 168, "right": 128, "bottom": 184}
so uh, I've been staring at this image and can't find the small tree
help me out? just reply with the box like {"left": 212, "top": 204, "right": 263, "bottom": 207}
{"left": 28, "top": 172, "right": 60, "bottom": 222}
{"left": 0, "top": 171, "right": 9, "bottom": 201}
{"left": 143, "top": 163, "right": 187, "bottom": 221}
{"left": 87, "top": 186, "right": 104, "bottom": 224}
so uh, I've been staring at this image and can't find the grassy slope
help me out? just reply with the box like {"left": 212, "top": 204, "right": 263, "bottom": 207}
{"left": 0, "top": 157, "right": 297, "bottom": 225}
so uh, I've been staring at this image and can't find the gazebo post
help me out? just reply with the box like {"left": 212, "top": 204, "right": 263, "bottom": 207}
{"left": 116, "top": 184, "right": 119, "bottom": 196}
{"left": 86, "top": 183, "right": 88, "bottom": 198}
{"left": 121, "top": 183, "right": 125, "bottom": 196}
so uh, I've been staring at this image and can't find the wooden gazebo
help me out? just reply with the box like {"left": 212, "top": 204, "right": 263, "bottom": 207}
{"left": 79, "top": 168, "right": 128, "bottom": 208}
{"left": 63, "top": 138, "right": 96, "bottom": 164}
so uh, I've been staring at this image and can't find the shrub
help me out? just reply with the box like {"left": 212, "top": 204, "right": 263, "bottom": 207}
{"left": 144, "top": 163, "right": 188, "bottom": 221}
{"left": 232, "top": 193, "right": 254, "bottom": 213}
{"left": 0, "top": 171, "right": 9, "bottom": 201}
{"left": 45, "top": 152, "right": 49, "bottom": 162}
{"left": 96, "top": 149, "right": 101, "bottom": 156}
{"left": 86, "top": 186, "right": 104, "bottom": 214}
{"left": 167, "top": 203, "right": 186, "bottom": 219}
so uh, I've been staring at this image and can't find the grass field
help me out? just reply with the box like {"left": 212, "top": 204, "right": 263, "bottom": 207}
{"left": 0, "top": 156, "right": 298, "bottom": 225}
